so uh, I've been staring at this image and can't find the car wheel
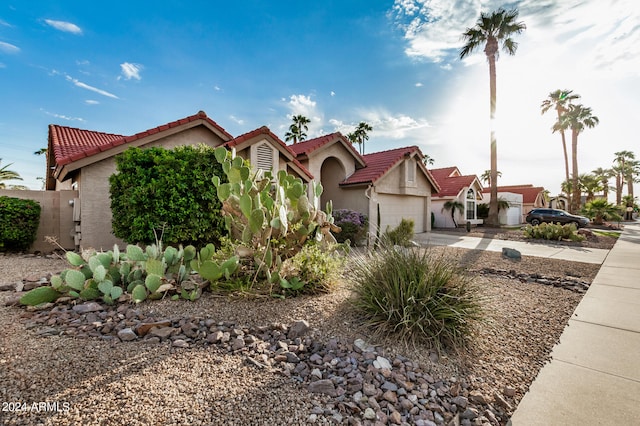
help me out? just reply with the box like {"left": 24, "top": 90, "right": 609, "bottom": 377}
{"left": 531, "top": 218, "right": 540, "bottom": 226}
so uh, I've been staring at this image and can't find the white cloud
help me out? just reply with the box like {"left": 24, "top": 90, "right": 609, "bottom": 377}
{"left": 415, "top": 82, "right": 423, "bottom": 87}
{"left": 330, "top": 109, "right": 430, "bottom": 141}
{"left": 85, "top": 100, "right": 99, "bottom": 105}
{"left": 214, "top": 85, "right": 222, "bottom": 91}
{"left": 65, "top": 75, "right": 119, "bottom": 99}
{"left": 41, "top": 109, "right": 85, "bottom": 122}
{"left": 330, "top": 91, "right": 336, "bottom": 97}
{"left": 0, "top": 41, "right": 20, "bottom": 54}
{"left": 44, "top": 19, "right": 82, "bottom": 35}
{"left": 284, "top": 94, "right": 324, "bottom": 137}
{"left": 119, "top": 62, "right": 143, "bottom": 80}
{"left": 229, "top": 115, "right": 244, "bottom": 125}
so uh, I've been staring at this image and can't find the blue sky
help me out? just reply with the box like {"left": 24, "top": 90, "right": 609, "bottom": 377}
{"left": 1, "top": 0, "right": 639, "bottom": 196}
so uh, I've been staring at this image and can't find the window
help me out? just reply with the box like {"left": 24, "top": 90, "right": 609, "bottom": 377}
{"left": 407, "top": 159, "right": 416, "bottom": 183}
{"left": 466, "top": 188, "right": 476, "bottom": 220}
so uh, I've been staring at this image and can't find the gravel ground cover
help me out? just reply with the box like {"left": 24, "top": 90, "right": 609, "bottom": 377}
{"left": 0, "top": 245, "right": 601, "bottom": 426}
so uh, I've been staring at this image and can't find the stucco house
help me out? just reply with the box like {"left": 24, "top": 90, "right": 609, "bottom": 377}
{"left": 482, "top": 184, "right": 547, "bottom": 223}
{"left": 480, "top": 190, "right": 524, "bottom": 226}
{"left": 430, "top": 167, "right": 484, "bottom": 228}
{"left": 45, "top": 111, "right": 439, "bottom": 250}
{"left": 289, "top": 134, "right": 440, "bottom": 236}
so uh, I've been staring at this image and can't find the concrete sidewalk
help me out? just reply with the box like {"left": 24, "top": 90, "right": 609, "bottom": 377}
{"left": 414, "top": 231, "right": 610, "bottom": 264}
{"left": 508, "top": 221, "right": 640, "bottom": 425}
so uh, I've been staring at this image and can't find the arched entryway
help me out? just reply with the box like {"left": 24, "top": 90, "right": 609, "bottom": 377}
{"left": 320, "top": 157, "right": 346, "bottom": 210}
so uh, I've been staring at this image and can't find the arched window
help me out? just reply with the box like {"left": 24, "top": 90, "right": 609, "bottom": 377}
{"left": 466, "top": 188, "right": 476, "bottom": 220}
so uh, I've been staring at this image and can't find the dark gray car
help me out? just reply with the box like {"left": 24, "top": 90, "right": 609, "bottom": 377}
{"left": 525, "top": 208, "right": 590, "bottom": 228}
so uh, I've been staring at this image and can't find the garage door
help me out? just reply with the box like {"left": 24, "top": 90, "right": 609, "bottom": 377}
{"left": 376, "top": 194, "right": 426, "bottom": 233}
{"left": 506, "top": 205, "right": 522, "bottom": 225}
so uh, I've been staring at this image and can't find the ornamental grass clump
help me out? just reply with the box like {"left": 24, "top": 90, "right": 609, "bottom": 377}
{"left": 351, "top": 246, "right": 483, "bottom": 349}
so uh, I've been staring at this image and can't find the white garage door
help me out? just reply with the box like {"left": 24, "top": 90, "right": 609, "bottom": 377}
{"left": 506, "top": 206, "right": 522, "bottom": 225}
{"left": 377, "top": 194, "right": 426, "bottom": 233}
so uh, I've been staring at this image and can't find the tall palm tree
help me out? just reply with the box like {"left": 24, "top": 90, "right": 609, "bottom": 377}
{"left": 555, "top": 104, "right": 599, "bottom": 213}
{"left": 592, "top": 167, "right": 614, "bottom": 200}
{"left": 624, "top": 159, "right": 639, "bottom": 200}
{"left": 347, "top": 122, "right": 373, "bottom": 155}
{"left": 480, "top": 169, "right": 502, "bottom": 187}
{"left": 0, "top": 159, "right": 23, "bottom": 188}
{"left": 460, "top": 8, "right": 526, "bottom": 227}
{"left": 442, "top": 200, "right": 465, "bottom": 228}
{"left": 284, "top": 115, "right": 310, "bottom": 144}
{"left": 542, "top": 89, "right": 580, "bottom": 207}
{"left": 613, "top": 151, "right": 635, "bottom": 204}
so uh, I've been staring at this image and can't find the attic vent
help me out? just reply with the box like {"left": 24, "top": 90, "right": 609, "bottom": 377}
{"left": 407, "top": 159, "right": 416, "bottom": 183}
{"left": 256, "top": 144, "right": 274, "bottom": 171}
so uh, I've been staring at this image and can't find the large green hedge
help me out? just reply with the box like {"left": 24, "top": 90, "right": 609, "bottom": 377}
{"left": 109, "top": 145, "right": 227, "bottom": 248}
{"left": 0, "top": 196, "right": 41, "bottom": 252}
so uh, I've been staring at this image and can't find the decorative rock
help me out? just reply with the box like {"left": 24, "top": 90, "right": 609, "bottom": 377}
{"left": 231, "top": 337, "right": 245, "bottom": 351}
{"left": 172, "top": 339, "right": 189, "bottom": 348}
{"left": 503, "top": 386, "right": 516, "bottom": 397}
{"left": 382, "top": 390, "right": 398, "bottom": 404}
{"left": 373, "top": 356, "right": 392, "bottom": 370}
{"left": 72, "top": 302, "right": 104, "bottom": 314}
{"left": 136, "top": 320, "right": 171, "bottom": 337}
{"left": 452, "top": 395, "right": 468, "bottom": 409}
{"left": 501, "top": 247, "right": 521, "bottom": 260}
{"left": 363, "top": 407, "right": 376, "bottom": 420}
{"left": 117, "top": 328, "right": 137, "bottom": 342}
{"left": 308, "top": 379, "right": 336, "bottom": 396}
{"left": 288, "top": 320, "right": 310, "bottom": 338}
{"left": 468, "top": 390, "right": 488, "bottom": 404}
{"left": 149, "top": 326, "right": 175, "bottom": 339}
{"left": 493, "top": 392, "right": 513, "bottom": 411}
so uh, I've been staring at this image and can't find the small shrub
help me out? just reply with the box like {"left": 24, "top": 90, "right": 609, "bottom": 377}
{"left": 0, "top": 196, "right": 41, "bottom": 252}
{"left": 523, "top": 222, "right": 585, "bottom": 242}
{"left": 383, "top": 218, "right": 414, "bottom": 247}
{"left": 282, "top": 243, "right": 346, "bottom": 294}
{"left": 331, "top": 209, "right": 368, "bottom": 246}
{"left": 351, "top": 246, "right": 483, "bottom": 348}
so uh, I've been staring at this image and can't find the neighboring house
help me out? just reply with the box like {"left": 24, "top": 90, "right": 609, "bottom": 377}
{"left": 483, "top": 184, "right": 547, "bottom": 223}
{"left": 430, "top": 167, "right": 484, "bottom": 228}
{"left": 549, "top": 195, "right": 569, "bottom": 210}
{"left": 480, "top": 191, "right": 524, "bottom": 226}
{"left": 290, "top": 135, "right": 440, "bottom": 236}
{"left": 45, "top": 111, "right": 439, "bottom": 250}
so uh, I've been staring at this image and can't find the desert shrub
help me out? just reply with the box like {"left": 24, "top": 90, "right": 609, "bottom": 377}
{"left": 581, "top": 199, "right": 623, "bottom": 225}
{"left": 523, "top": 222, "right": 585, "bottom": 242}
{"left": 0, "top": 196, "right": 41, "bottom": 252}
{"left": 351, "top": 246, "right": 483, "bottom": 348}
{"left": 109, "top": 145, "right": 227, "bottom": 248}
{"left": 331, "top": 209, "right": 368, "bottom": 246}
{"left": 282, "top": 243, "right": 346, "bottom": 294}
{"left": 383, "top": 218, "right": 414, "bottom": 247}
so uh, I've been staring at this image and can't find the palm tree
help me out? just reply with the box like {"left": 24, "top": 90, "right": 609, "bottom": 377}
{"left": 34, "top": 148, "right": 48, "bottom": 156}
{"left": 423, "top": 154, "right": 435, "bottom": 166}
{"left": 592, "top": 167, "right": 614, "bottom": 200}
{"left": 284, "top": 115, "right": 310, "bottom": 144}
{"left": 613, "top": 151, "right": 635, "bottom": 205}
{"left": 582, "top": 198, "right": 622, "bottom": 225}
{"left": 555, "top": 104, "right": 599, "bottom": 213}
{"left": 542, "top": 89, "right": 580, "bottom": 207}
{"left": 460, "top": 8, "right": 526, "bottom": 227}
{"left": 0, "top": 159, "right": 23, "bottom": 188}
{"left": 622, "top": 194, "right": 638, "bottom": 220}
{"left": 480, "top": 169, "right": 502, "bottom": 186}
{"left": 347, "top": 122, "right": 373, "bottom": 155}
{"left": 624, "top": 160, "right": 639, "bottom": 200}
{"left": 442, "top": 200, "right": 465, "bottom": 228}
{"left": 578, "top": 173, "right": 603, "bottom": 204}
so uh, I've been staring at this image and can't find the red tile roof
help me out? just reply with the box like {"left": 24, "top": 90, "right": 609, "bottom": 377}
{"left": 50, "top": 111, "right": 232, "bottom": 166}
{"left": 483, "top": 185, "right": 545, "bottom": 204}
{"left": 429, "top": 167, "right": 459, "bottom": 182}
{"left": 289, "top": 133, "right": 364, "bottom": 163}
{"left": 224, "top": 126, "right": 313, "bottom": 180}
{"left": 340, "top": 146, "right": 423, "bottom": 186}
{"left": 433, "top": 174, "right": 479, "bottom": 197}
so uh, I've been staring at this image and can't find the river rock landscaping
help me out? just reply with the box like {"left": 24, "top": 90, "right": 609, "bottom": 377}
{"left": 0, "top": 246, "right": 599, "bottom": 426}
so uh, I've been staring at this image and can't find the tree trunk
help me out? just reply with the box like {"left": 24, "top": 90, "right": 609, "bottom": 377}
{"left": 556, "top": 108, "right": 571, "bottom": 208}
{"left": 616, "top": 174, "right": 623, "bottom": 205}
{"left": 570, "top": 130, "right": 581, "bottom": 214}
{"left": 486, "top": 50, "right": 499, "bottom": 227}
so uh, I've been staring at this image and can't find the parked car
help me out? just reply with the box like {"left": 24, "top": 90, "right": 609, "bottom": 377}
{"left": 525, "top": 208, "right": 590, "bottom": 228}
